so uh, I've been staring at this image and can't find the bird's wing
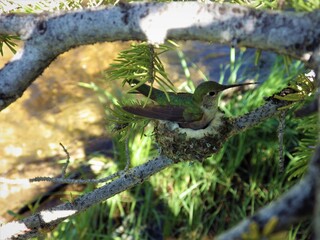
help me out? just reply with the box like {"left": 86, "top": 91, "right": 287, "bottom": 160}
{"left": 123, "top": 105, "right": 200, "bottom": 122}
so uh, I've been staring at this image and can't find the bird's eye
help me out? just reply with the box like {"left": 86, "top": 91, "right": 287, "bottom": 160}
{"left": 208, "top": 91, "right": 216, "bottom": 96}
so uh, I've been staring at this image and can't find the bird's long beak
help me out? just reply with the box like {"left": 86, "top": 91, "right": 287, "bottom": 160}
{"left": 222, "top": 82, "right": 258, "bottom": 90}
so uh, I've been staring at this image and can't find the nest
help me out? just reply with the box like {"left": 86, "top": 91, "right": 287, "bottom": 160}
{"left": 154, "top": 112, "right": 232, "bottom": 163}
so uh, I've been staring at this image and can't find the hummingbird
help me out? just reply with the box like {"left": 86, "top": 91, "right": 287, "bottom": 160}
{"left": 123, "top": 79, "right": 255, "bottom": 130}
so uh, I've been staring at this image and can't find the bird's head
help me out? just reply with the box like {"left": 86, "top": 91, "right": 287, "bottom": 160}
{"left": 193, "top": 81, "right": 256, "bottom": 107}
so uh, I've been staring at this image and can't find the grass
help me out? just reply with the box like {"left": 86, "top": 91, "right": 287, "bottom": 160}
{"left": 47, "top": 49, "right": 316, "bottom": 240}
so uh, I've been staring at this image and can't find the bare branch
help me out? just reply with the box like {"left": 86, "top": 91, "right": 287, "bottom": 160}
{"left": 59, "top": 143, "right": 70, "bottom": 178}
{"left": 0, "top": 156, "right": 173, "bottom": 239}
{"left": 0, "top": 2, "right": 320, "bottom": 110}
{"left": 232, "top": 98, "right": 289, "bottom": 133}
{"left": 217, "top": 146, "right": 320, "bottom": 240}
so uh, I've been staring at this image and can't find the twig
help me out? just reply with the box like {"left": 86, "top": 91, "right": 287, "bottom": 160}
{"left": 29, "top": 171, "right": 121, "bottom": 184}
{"left": 124, "top": 137, "right": 131, "bottom": 171}
{"left": 232, "top": 98, "right": 290, "bottom": 133}
{"left": 278, "top": 110, "right": 286, "bottom": 172}
{"left": 59, "top": 143, "right": 70, "bottom": 178}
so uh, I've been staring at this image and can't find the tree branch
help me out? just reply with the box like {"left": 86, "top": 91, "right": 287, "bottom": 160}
{"left": 232, "top": 98, "right": 288, "bottom": 133}
{"left": 0, "top": 2, "right": 320, "bottom": 110}
{"left": 217, "top": 146, "right": 320, "bottom": 240}
{"left": 0, "top": 156, "right": 173, "bottom": 239}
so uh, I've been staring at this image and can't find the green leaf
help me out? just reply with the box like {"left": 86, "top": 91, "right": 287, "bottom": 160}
{"left": 0, "top": 35, "right": 19, "bottom": 56}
